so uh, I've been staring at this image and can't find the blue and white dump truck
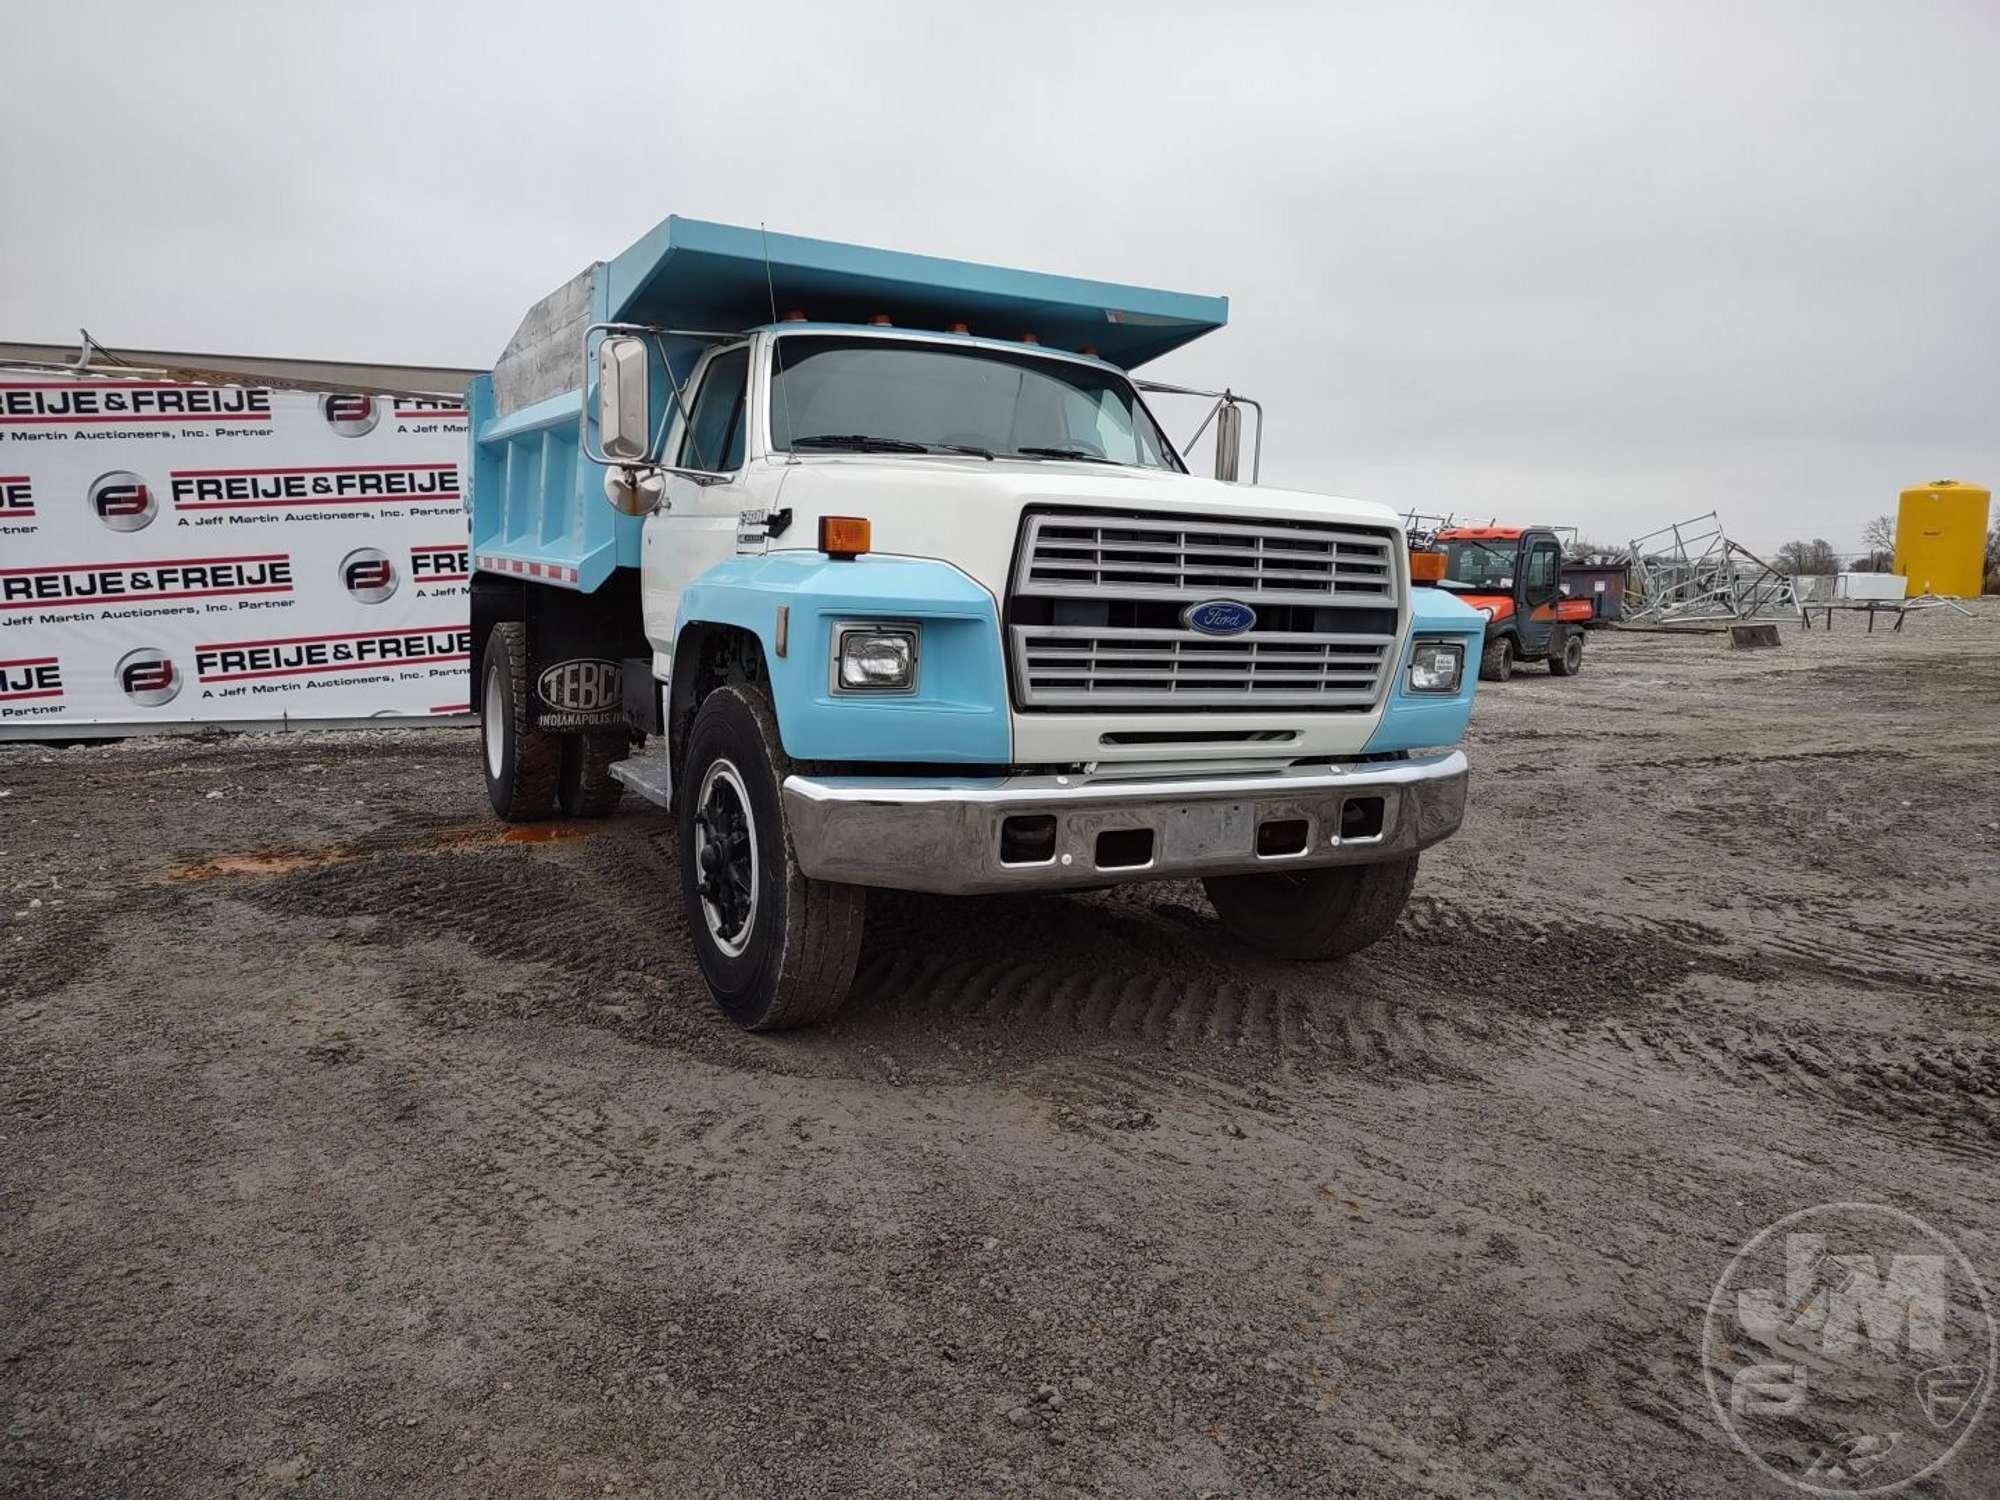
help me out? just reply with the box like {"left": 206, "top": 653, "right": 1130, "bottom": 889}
{"left": 467, "top": 217, "right": 1482, "bottom": 1030}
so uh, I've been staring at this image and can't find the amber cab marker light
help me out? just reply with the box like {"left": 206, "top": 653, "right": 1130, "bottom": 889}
{"left": 782, "top": 308, "right": 808, "bottom": 322}
{"left": 1409, "top": 549, "right": 1447, "bottom": 583}
{"left": 820, "top": 516, "right": 872, "bottom": 558}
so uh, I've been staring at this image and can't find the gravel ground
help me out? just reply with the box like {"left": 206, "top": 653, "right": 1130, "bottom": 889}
{"left": 4, "top": 604, "right": 1998, "bottom": 1498}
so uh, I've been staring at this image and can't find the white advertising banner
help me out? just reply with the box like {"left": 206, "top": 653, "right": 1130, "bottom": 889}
{"left": 0, "top": 374, "right": 472, "bottom": 732}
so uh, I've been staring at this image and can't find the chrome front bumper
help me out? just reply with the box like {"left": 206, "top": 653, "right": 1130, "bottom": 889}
{"left": 781, "top": 751, "right": 1469, "bottom": 895}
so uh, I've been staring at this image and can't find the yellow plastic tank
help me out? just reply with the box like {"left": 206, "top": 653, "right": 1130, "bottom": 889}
{"left": 1894, "top": 480, "right": 1990, "bottom": 598}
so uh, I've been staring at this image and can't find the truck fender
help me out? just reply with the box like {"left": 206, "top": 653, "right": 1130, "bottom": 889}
{"left": 668, "top": 620, "right": 771, "bottom": 773}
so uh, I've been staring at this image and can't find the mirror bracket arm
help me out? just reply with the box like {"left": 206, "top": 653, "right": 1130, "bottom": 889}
{"left": 579, "top": 320, "right": 737, "bottom": 469}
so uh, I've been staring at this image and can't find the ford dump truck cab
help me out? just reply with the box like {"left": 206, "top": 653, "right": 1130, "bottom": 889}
{"left": 468, "top": 217, "right": 1483, "bottom": 1029}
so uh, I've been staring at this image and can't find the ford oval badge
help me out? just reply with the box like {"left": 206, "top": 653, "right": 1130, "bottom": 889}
{"left": 1181, "top": 599, "right": 1257, "bottom": 636}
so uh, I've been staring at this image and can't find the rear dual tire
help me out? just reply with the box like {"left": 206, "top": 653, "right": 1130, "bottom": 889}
{"left": 559, "top": 733, "right": 626, "bottom": 818}
{"left": 483, "top": 623, "right": 629, "bottom": 820}
{"left": 482, "top": 623, "right": 561, "bottom": 821}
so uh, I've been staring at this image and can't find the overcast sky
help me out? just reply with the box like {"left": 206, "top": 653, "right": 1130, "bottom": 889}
{"left": 4, "top": 1, "right": 1995, "bottom": 551}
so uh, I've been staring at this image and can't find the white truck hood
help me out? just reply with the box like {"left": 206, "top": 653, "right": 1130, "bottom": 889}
{"left": 773, "top": 453, "right": 1401, "bottom": 543}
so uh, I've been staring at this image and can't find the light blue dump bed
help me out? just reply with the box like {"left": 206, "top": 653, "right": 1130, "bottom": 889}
{"left": 467, "top": 216, "right": 1228, "bottom": 592}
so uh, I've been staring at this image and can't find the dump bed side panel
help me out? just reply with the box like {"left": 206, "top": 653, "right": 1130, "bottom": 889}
{"left": 467, "top": 252, "right": 645, "bottom": 592}
{"left": 466, "top": 371, "right": 629, "bottom": 591}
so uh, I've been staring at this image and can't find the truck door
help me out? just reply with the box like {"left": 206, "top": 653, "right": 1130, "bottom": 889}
{"left": 1517, "top": 536, "right": 1562, "bottom": 656}
{"left": 641, "top": 343, "right": 782, "bottom": 655}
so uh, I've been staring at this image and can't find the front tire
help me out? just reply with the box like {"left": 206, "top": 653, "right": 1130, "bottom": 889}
{"left": 1202, "top": 856, "right": 1418, "bottom": 961}
{"left": 1479, "top": 635, "right": 1515, "bottom": 682}
{"left": 677, "top": 685, "right": 865, "bottom": 1031}
{"left": 482, "top": 622, "right": 560, "bottom": 822}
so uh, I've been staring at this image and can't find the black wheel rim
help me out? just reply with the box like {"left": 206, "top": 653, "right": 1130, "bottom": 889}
{"left": 694, "top": 759, "right": 758, "bottom": 957}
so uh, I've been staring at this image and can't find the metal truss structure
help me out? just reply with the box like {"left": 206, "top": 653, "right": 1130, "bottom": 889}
{"left": 1400, "top": 510, "right": 1578, "bottom": 552}
{"left": 1401, "top": 511, "right": 1490, "bottom": 549}
{"left": 1624, "top": 512, "right": 1803, "bottom": 626}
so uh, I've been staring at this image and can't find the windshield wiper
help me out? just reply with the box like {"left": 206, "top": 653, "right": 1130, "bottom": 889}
{"left": 790, "top": 433, "right": 931, "bottom": 454}
{"left": 790, "top": 434, "right": 997, "bottom": 460}
{"left": 1013, "top": 446, "right": 1119, "bottom": 465}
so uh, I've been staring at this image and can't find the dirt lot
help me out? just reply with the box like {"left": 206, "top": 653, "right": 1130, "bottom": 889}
{"left": 4, "top": 606, "right": 1998, "bottom": 1498}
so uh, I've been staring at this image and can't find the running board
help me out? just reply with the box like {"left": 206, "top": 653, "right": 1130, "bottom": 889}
{"left": 609, "top": 756, "right": 673, "bottom": 809}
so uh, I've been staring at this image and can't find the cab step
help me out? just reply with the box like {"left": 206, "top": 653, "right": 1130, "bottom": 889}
{"left": 609, "top": 753, "right": 673, "bottom": 809}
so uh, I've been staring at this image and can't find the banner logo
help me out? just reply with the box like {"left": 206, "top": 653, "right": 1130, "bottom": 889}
{"left": 116, "top": 647, "right": 182, "bottom": 707}
{"left": 409, "top": 542, "right": 470, "bottom": 582}
{"left": 89, "top": 470, "right": 157, "bottom": 532}
{"left": 170, "top": 463, "right": 460, "bottom": 511}
{"left": 393, "top": 398, "right": 467, "bottom": 422}
{"left": 195, "top": 625, "right": 472, "bottom": 684}
{"left": 0, "top": 656, "right": 62, "bottom": 704}
{"left": 321, "top": 393, "right": 381, "bottom": 438}
{"left": 1, "top": 554, "right": 293, "bottom": 612}
{"left": 339, "top": 547, "right": 399, "bottom": 604}
{"left": 0, "top": 475, "right": 32, "bottom": 519}
{"left": 0, "top": 382, "right": 270, "bottom": 425}
{"left": 538, "top": 659, "right": 621, "bottom": 714}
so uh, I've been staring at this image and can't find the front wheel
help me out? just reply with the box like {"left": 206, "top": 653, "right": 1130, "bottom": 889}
{"left": 676, "top": 685, "right": 865, "bottom": 1030}
{"left": 1202, "top": 856, "right": 1418, "bottom": 962}
{"left": 1479, "top": 635, "right": 1515, "bottom": 682}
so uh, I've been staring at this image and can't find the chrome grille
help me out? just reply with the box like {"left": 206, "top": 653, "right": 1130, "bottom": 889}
{"left": 1018, "top": 511, "right": 1394, "bottom": 604}
{"left": 1008, "top": 508, "right": 1403, "bottom": 712}
{"left": 1013, "top": 626, "right": 1389, "bottom": 708}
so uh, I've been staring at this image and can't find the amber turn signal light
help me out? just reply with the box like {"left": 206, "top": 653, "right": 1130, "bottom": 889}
{"left": 820, "top": 516, "right": 871, "bottom": 558}
{"left": 1409, "top": 549, "right": 1446, "bottom": 583}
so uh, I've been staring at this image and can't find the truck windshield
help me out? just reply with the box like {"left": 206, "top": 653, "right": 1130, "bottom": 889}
{"left": 1438, "top": 539, "right": 1517, "bottom": 589}
{"left": 769, "top": 335, "right": 1183, "bottom": 471}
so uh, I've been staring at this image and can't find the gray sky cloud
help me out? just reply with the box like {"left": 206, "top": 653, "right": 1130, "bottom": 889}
{"left": 3, "top": 0, "right": 1995, "bottom": 551}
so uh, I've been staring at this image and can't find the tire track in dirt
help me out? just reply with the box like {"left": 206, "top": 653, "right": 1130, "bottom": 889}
{"left": 842, "top": 941, "right": 1471, "bottom": 1085}
{"left": 1539, "top": 1016, "right": 2000, "bottom": 1161}
{"left": 1724, "top": 909, "right": 2000, "bottom": 997}
{"left": 228, "top": 819, "right": 790, "bottom": 1069}
{"left": 216, "top": 806, "right": 1923, "bottom": 1157}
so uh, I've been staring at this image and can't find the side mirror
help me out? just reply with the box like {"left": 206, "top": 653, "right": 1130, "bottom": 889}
{"left": 596, "top": 336, "right": 650, "bottom": 462}
{"left": 1213, "top": 400, "right": 1242, "bottom": 483}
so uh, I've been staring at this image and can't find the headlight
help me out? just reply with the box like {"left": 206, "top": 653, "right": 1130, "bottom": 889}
{"left": 1476, "top": 605, "right": 1496, "bottom": 622}
{"left": 1408, "top": 641, "right": 1464, "bottom": 694}
{"left": 835, "top": 626, "right": 918, "bottom": 692}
